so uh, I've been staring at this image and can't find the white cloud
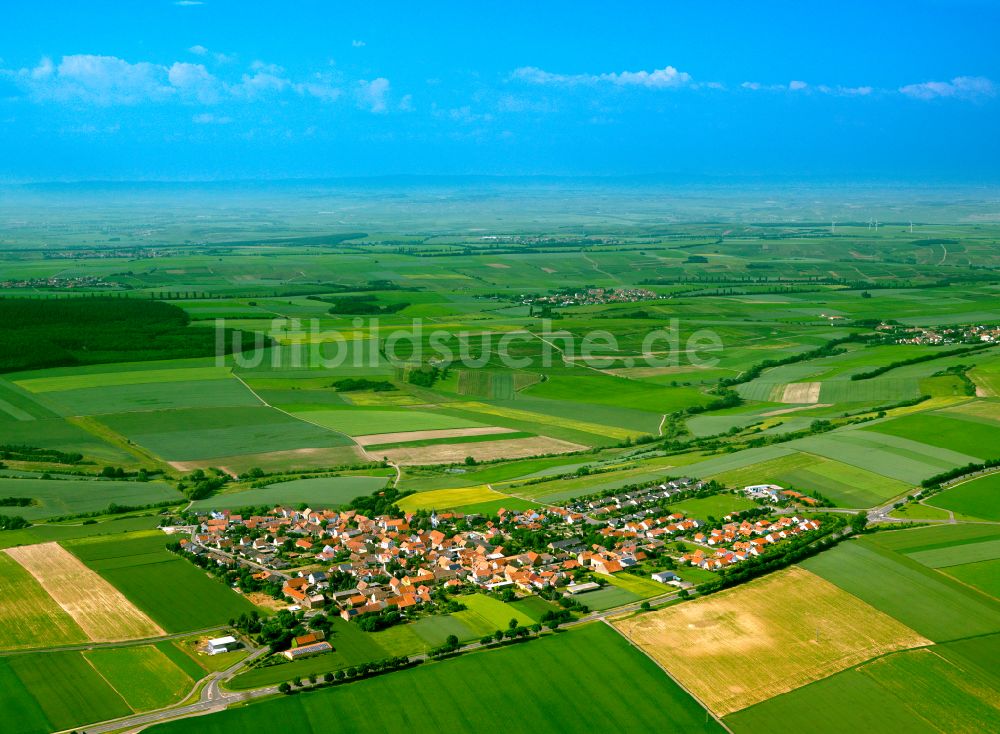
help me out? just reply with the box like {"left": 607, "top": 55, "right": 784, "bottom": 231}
{"left": 188, "top": 45, "right": 235, "bottom": 64}
{"left": 817, "top": 84, "right": 873, "bottom": 96}
{"left": 512, "top": 64, "right": 693, "bottom": 89}
{"left": 357, "top": 77, "right": 390, "bottom": 112}
{"left": 175, "top": 1, "right": 203, "bottom": 5}
{"left": 352, "top": 40, "right": 366, "bottom": 48}
{"left": 743, "top": 79, "right": 874, "bottom": 96}
{"left": 899, "top": 76, "right": 996, "bottom": 100}
{"left": 168, "top": 62, "right": 221, "bottom": 103}
{"left": 15, "top": 54, "right": 175, "bottom": 105}
{"left": 296, "top": 75, "right": 342, "bottom": 101}
{"left": 232, "top": 62, "right": 290, "bottom": 98}
{"left": 398, "top": 93, "right": 413, "bottom": 111}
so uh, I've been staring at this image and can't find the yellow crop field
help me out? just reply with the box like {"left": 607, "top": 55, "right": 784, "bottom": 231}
{"left": 15, "top": 366, "right": 231, "bottom": 393}
{"left": 396, "top": 485, "right": 507, "bottom": 511}
{"left": 613, "top": 566, "right": 930, "bottom": 716}
{"left": 781, "top": 382, "right": 820, "bottom": 403}
{"left": 5, "top": 543, "right": 164, "bottom": 642}
{"left": 449, "top": 401, "right": 637, "bottom": 440}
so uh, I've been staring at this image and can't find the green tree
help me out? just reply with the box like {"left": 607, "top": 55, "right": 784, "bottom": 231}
{"left": 851, "top": 511, "right": 869, "bottom": 533}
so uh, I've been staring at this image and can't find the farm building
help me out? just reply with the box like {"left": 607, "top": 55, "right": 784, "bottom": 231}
{"left": 207, "top": 635, "right": 241, "bottom": 655}
{"left": 282, "top": 641, "right": 333, "bottom": 660}
{"left": 651, "top": 571, "right": 679, "bottom": 584}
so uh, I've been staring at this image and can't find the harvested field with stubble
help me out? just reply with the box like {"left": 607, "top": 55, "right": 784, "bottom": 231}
{"left": 354, "top": 425, "right": 514, "bottom": 446}
{"left": 781, "top": 382, "right": 821, "bottom": 403}
{"left": 378, "top": 435, "right": 586, "bottom": 465}
{"left": 4, "top": 543, "right": 163, "bottom": 641}
{"left": 613, "top": 567, "right": 929, "bottom": 716}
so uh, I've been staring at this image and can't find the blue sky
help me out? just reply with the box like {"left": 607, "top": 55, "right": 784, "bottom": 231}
{"left": 1, "top": 0, "right": 998, "bottom": 181}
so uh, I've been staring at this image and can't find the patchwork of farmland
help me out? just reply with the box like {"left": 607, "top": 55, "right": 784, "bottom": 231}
{"left": 98, "top": 405, "right": 357, "bottom": 462}
{"left": 4, "top": 219, "right": 1000, "bottom": 732}
{"left": 0, "top": 551, "right": 87, "bottom": 650}
{"left": 726, "top": 638, "right": 1000, "bottom": 733}
{"left": 614, "top": 567, "right": 929, "bottom": 716}
{"left": 863, "top": 412, "right": 998, "bottom": 461}
{"left": 0, "top": 644, "right": 202, "bottom": 733}
{"left": 705, "top": 451, "right": 912, "bottom": 507}
{"left": 155, "top": 624, "right": 724, "bottom": 734}
{"left": 4, "top": 542, "right": 164, "bottom": 641}
{"left": 801, "top": 539, "right": 1000, "bottom": 641}
{"left": 66, "top": 532, "right": 257, "bottom": 631}
{"left": 787, "top": 430, "right": 977, "bottom": 484}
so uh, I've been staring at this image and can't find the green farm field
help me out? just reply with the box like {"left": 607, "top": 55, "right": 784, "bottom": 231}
{"left": 0, "top": 514, "right": 162, "bottom": 550}
{"left": 97, "top": 406, "right": 355, "bottom": 462}
{"left": 801, "top": 539, "right": 1000, "bottom": 641}
{"left": 866, "top": 522, "right": 1000, "bottom": 554}
{"left": 0, "top": 658, "right": 51, "bottom": 734}
{"left": 189, "top": 475, "right": 388, "bottom": 511}
{"left": 665, "top": 492, "right": 758, "bottom": 518}
{"left": 905, "top": 538, "right": 1000, "bottom": 568}
{"left": 41, "top": 378, "right": 261, "bottom": 416}
{"left": 928, "top": 472, "right": 1000, "bottom": 521}
{"left": 84, "top": 645, "right": 195, "bottom": 711}
{"left": 13, "top": 365, "right": 233, "bottom": 393}
{"left": 942, "top": 559, "right": 1000, "bottom": 600}
{"left": 0, "top": 477, "right": 181, "bottom": 520}
{"left": 450, "top": 593, "right": 536, "bottom": 636}
{"left": 0, "top": 551, "right": 86, "bottom": 649}
{"left": 6, "top": 650, "right": 132, "bottom": 731}
{"left": 787, "top": 430, "right": 976, "bottom": 485}
{"left": 160, "top": 624, "right": 724, "bottom": 734}
{"left": 290, "top": 407, "right": 484, "bottom": 436}
{"left": 863, "top": 412, "right": 998, "bottom": 461}
{"left": 706, "top": 451, "right": 911, "bottom": 507}
{"left": 66, "top": 533, "right": 258, "bottom": 631}
{"left": 725, "top": 640, "right": 1000, "bottom": 733}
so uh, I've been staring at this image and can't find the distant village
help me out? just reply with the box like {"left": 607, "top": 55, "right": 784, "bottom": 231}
{"left": 171, "top": 478, "right": 824, "bottom": 647}
{"left": 523, "top": 287, "right": 666, "bottom": 307}
{"left": 877, "top": 321, "right": 1000, "bottom": 345}
{"left": 0, "top": 275, "right": 126, "bottom": 290}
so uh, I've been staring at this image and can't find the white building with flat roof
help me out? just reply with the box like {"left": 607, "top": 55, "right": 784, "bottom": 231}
{"left": 207, "top": 635, "right": 240, "bottom": 654}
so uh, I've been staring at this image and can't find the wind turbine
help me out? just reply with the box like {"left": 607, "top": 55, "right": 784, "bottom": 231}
{"left": 831, "top": 219, "right": 836, "bottom": 234}
{"left": 909, "top": 221, "right": 914, "bottom": 234}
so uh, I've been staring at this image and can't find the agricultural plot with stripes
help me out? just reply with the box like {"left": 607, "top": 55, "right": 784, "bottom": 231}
{"left": 3, "top": 209, "right": 1000, "bottom": 733}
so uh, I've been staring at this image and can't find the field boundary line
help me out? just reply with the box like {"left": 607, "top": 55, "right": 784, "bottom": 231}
{"left": 0, "top": 624, "right": 228, "bottom": 657}
{"left": 230, "top": 371, "right": 364, "bottom": 451}
{"left": 602, "top": 618, "right": 735, "bottom": 733}
{"left": 67, "top": 415, "right": 173, "bottom": 473}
